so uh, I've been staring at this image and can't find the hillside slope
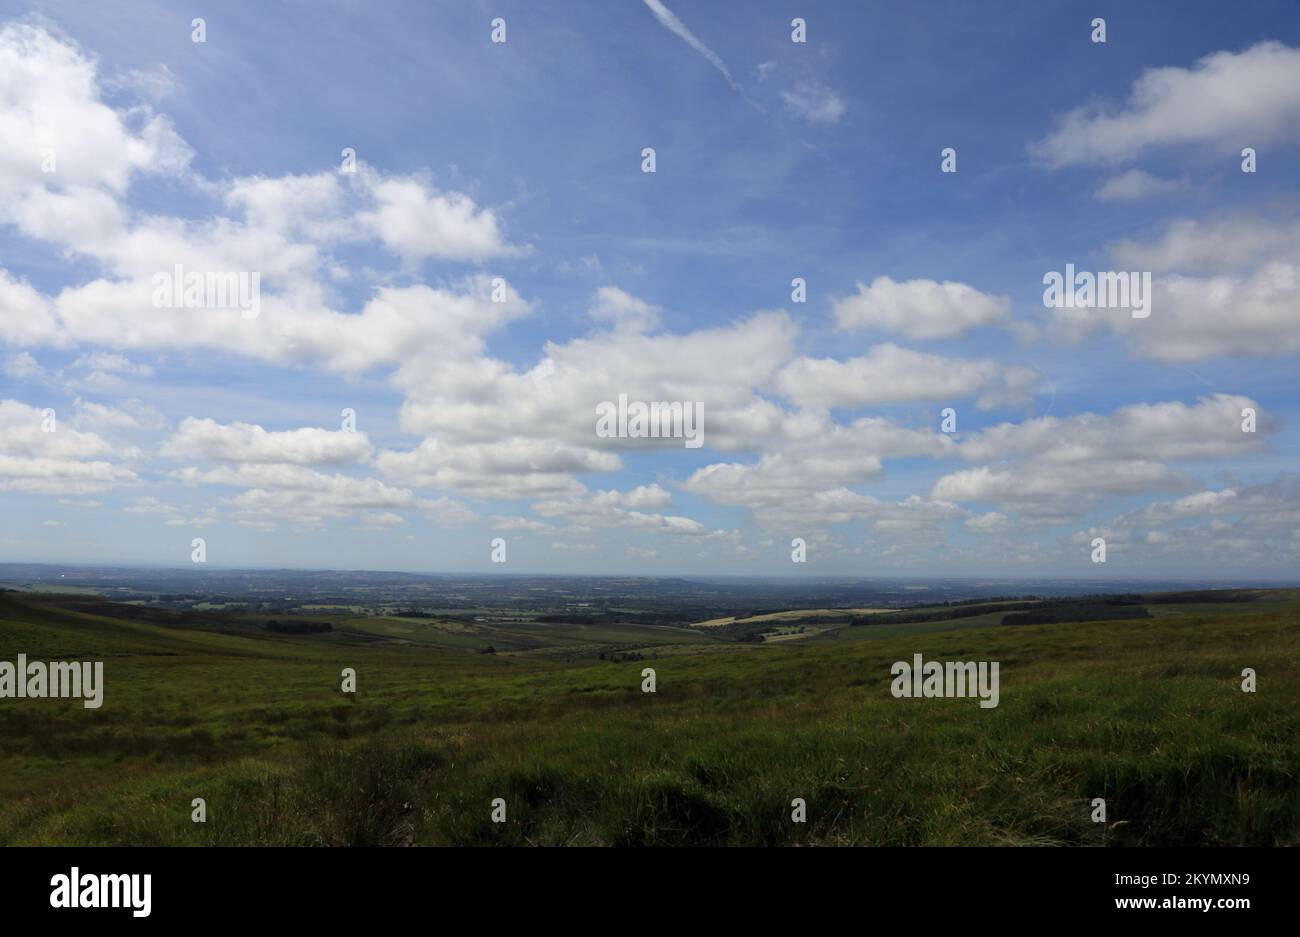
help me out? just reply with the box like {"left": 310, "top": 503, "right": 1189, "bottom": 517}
{"left": 1, "top": 590, "right": 1297, "bottom": 845}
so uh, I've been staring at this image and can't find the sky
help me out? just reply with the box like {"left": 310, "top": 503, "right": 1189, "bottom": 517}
{"left": 1, "top": 0, "right": 1299, "bottom": 578}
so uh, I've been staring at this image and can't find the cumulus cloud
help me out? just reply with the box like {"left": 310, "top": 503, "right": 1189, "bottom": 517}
{"left": 224, "top": 172, "right": 347, "bottom": 237}
{"left": 491, "top": 515, "right": 551, "bottom": 533}
{"left": 777, "top": 344, "right": 1039, "bottom": 410}
{"left": 3, "top": 351, "right": 46, "bottom": 381}
{"left": 1031, "top": 41, "right": 1300, "bottom": 166}
{"left": 377, "top": 438, "right": 615, "bottom": 499}
{"left": 0, "top": 398, "right": 139, "bottom": 494}
{"left": 1110, "top": 218, "right": 1300, "bottom": 274}
{"left": 124, "top": 495, "right": 215, "bottom": 527}
{"left": 932, "top": 461, "right": 1191, "bottom": 521}
{"left": 1071, "top": 477, "right": 1300, "bottom": 568}
{"left": 589, "top": 286, "right": 661, "bottom": 332}
{"left": 956, "top": 394, "right": 1269, "bottom": 464}
{"left": 70, "top": 351, "right": 154, "bottom": 390}
{"left": 357, "top": 176, "right": 524, "bottom": 263}
{"left": 0, "top": 27, "right": 528, "bottom": 377}
{"left": 683, "top": 460, "right": 966, "bottom": 536}
{"left": 532, "top": 484, "right": 717, "bottom": 539}
{"left": 170, "top": 460, "right": 474, "bottom": 529}
{"left": 73, "top": 398, "right": 163, "bottom": 432}
{"left": 0, "top": 23, "right": 191, "bottom": 200}
{"left": 163, "top": 418, "right": 374, "bottom": 466}
{"left": 3, "top": 276, "right": 530, "bottom": 376}
{"left": 833, "top": 277, "right": 1010, "bottom": 339}
{"left": 1042, "top": 217, "right": 1300, "bottom": 361}
{"left": 931, "top": 395, "right": 1268, "bottom": 520}
{"left": 72, "top": 352, "right": 153, "bottom": 377}
{"left": 3, "top": 21, "right": 1294, "bottom": 570}
{"left": 965, "top": 512, "right": 1011, "bottom": 535}
{"left": 390, "top": 310, "right": 798, "bottom": 454}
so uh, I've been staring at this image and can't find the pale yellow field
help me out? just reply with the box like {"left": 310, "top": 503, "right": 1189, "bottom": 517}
{"left": 692, "top": 607, "right": 892, "bottom": 628}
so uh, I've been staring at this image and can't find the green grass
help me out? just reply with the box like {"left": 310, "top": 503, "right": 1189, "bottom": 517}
{"left": 0, "top": 591, "right": 1297, "bottom": 845}
{"left": 331, "top": 612, "right": 720, "bottom": 656}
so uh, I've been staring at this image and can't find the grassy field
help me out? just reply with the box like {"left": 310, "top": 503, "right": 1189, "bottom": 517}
{"left": 1, "top": 589, "right": 1297, "bottom": 846}
{"left": 337, "top": 612, "right": 720, "bottom": 656}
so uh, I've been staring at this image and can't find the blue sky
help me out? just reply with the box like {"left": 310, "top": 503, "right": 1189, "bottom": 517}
{"left": 1, "top": 0, "right": 1299, "bottom": 577}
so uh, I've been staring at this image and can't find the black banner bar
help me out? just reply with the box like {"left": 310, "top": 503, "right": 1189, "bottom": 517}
{"left": 2, "top": 846, "right": 1288, "bottom": 924}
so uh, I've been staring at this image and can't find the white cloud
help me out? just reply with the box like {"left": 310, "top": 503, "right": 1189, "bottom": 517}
{"left": 833, "top": 277, "right": 1010, "bottom": 339}
{"left": 1032, "top": 41, "right": 1300, "bottom": 166}
{"left": 1042, "top": 218, "right": 1300, "bottom": 361}
{"left": 0, "top": 28, "right": 530, "bottom": 378}
{"left": 3, "top": 276, "right": 530, "bottom": 376}
{"left": 102, "top": 64, "right": 177, "bottom": 102}
{"left": 965, "top": 512, "right": 1011, "bottom": 535}
{"left": 1, "top": 22, "right": 1294, "bottom": 572}
{"left": 957, "top": 394, "right": 1268, "bottom": 464}
{"left": 932, "top": 395, "right": 1267, "bottom": 520}
{"left": 3, "top": 351, "right": 45, "bottom": 381}
{"left": 70, "top": 351, "right": 154, "bottom": 390}
{"left": 532, "top": 484, "right": 715, "bottom": 538}
{"left": 0, "top": 271, "right": 59, "bottom": 346}
{"left": 378, "top": 437, "right": 615, "bottom": 499}
{"left": 777, "top": 344, "right": 1039, "bottom": 410}
{"left": 0, "top": 23, "right": 191, "bottom": 200}
{"left": 552, "top": 541, "right": 600, "bottom": 552}
{"left": 124, "top": 495, "right": 215, "bottom": 527}
{"left": 1106, "top": 264, "right": 1300, "bottom": 362}
{"left": 589, "top": 286, "right": 660, "bottom": 332}
{"left": 168, "top": 460, "right": 476, "bottom": 529}
{"left": 72, "top": 352, "right": 153, "bottom": 377}
{"left": 421, "top": 497, "right": 478, "bottom": 527}
{"left": 357, "top": 176, "right": 524, "bottom": 263}
{"left": 642, "top": 0, "right": 739, "bottom": 91}
{"left": 682, "top": 460, "right": 967, "bottom": 535}
{"left": 782, "top": 81, "right": 845, "bottom": 124}
{"left": 73, "top": 399, "right": 163, "bottom": 432}
{"left": 1071, "top": 477, "right": 1300, "bottom": 567}
{"left": 391, "top": 310, "right": 798, "bottom": 455}
{"left": 1095, "top": 169, "right": 1183, "bottom": 202}
{"left": 0, "top": 398, "right": 139, "bottom": 494}
{"left": 164, "top": 417, "right": 373, "bottom": 466}
{"left": 932, "top": 461, "right": 1190, "bottom": 520}
{"left": 224, "top": 172, "right": 347, "bottom": 237}
{"left": 491, "top": 515, "right": 551, "bottom": 532}
{"left": 1110, "top": 218, "right": 1300, "bottom": 274}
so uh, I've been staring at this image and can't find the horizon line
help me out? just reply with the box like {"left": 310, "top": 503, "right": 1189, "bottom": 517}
{"left": 1, "top": 560, "right": 1297, "bottom": 587}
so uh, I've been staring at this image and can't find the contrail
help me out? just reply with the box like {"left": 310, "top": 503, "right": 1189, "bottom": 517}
{"left": 642, "top": 0, "right": 740, "bottom": 91}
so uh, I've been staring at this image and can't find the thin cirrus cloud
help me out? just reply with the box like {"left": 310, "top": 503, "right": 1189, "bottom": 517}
{"left": 1094, "top": 168, "right": 1184, "bottom": 202}
{"left": 642, "top": 0, "right": 740, "bottom": 91}
{"left": 781, "top": 80, "right": 846, "bottom": 124}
